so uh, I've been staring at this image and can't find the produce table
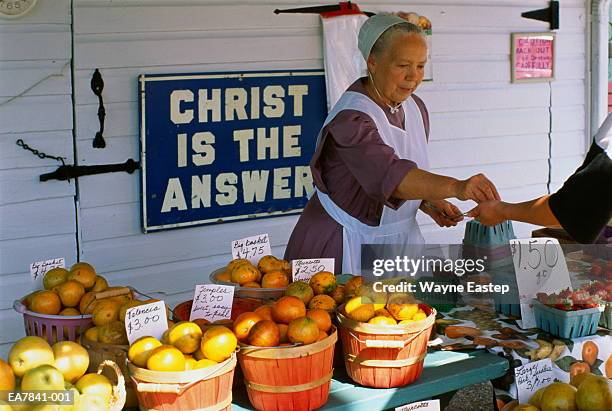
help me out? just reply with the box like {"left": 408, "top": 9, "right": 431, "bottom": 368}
{"left": 232, "top": 350, "right": 509, "bottom": 410}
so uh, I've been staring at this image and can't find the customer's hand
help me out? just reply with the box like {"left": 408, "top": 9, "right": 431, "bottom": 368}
{"left": 468, "top": 200, "right": 507, "bottom": 226}
{"left": 455, "top": 174, "right": 500, "bottom": 203}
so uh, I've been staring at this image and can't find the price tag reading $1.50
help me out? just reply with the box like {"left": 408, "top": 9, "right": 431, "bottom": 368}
{"left": 231, "top": 234, "right": 271, "bottom": 264}
{"left": 125, "top": 300, "right": 168, "bottom": 345}
{"left": 292, "top": 258, "right": 335, "bottom": 282}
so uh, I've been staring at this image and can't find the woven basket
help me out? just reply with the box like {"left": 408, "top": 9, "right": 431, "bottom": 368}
{"left": 129, "top": 353, "right": 237, "bottom": 411}
{"left": 337, "top": 304, "right": 435, "bottom": 388}
{"left": 237, "top": 327, "right": 337, "bottom": 411}
{"left": 97, "top": 360, "right": 128, "bottom": 411}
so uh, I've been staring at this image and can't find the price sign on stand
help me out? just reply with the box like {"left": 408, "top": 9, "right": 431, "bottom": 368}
{"left": 395, "top": 400, "right": 440, "bottom": 411}
{"left": 510, "top": 238, "right": 572, "bottom": 328}
{"left": 30, "top": 258, "right": 65, "bottom": 289}
{"left": 189, "top": 284, "right": 235, "bottom": 323}
{"left": 515, "top": 358, "right": 553, "bottom": 404}
{"left": 292, "top": 258, "right": 335, "bottom": 282}
{"left": 231, "top": 234, "right": 271, "bottom": 264}
{"left": 125, "top": 301, "right": 168, "bottom": 344}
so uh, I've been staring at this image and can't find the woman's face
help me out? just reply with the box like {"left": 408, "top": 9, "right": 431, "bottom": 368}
{"left": 368, "top": 33, "right": 427, "bottom": 104}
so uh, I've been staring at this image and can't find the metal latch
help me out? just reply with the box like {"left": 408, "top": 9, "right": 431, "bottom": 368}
{"left": 39, "top": 159, "right": 140, "bottom": 182}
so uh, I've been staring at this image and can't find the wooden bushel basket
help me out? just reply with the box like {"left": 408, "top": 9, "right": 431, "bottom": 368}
{"left": 237, "top": 327, "right": 337, "bottom": 411}
{"left": 337, "top": 304, "right": 435, "bottom": 388}
{"left": 128, "top": 353, "right": 237, "bottom": 411}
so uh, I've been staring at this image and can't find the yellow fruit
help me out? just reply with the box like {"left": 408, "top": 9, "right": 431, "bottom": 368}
{"left": 345, "top": 296, "right": 372, "bottom": 314}
{"left": 0, "top": 400, "right": 13, "bottom": 411}
{"left": 368, "top": 316, "right": 397, "bottom": 325}
{"left": 59, "top": 308, "right": 80, "bottom": 316}
{"left": 43, "top": 268, "right": 69, "bottom": 290}
{"left": 128, "top": 337, "right": 162, "bottom": 368}
{"left": 75, "top": 373, "right": 112, "bottom": 404}
{"left": 387, "top": 300, "right": 419, "bottom": 321}
{"left": 200, "top": 326, "right": 237, "bottom": 363}
{"left": 56, "top": 280, "right": 86, "bottom": 308}
{"left": 97, "top": 322, "right": 128, "bottom": 345}
{"left": 570, "top": 372, "right": 597, "bottom": 388}
{"left": 309, "top": 271, "right": 336, "bottom": 295}
{"left": 412, "top": 310, "right": 427, "bottom": 321}
{"left": 83, "top": 327, "right": 99, "bottom": 342}
{"left": 540, "top": 382, "right": 577, "bottom": 411}
{"left": 68, "top": 263, "right": 97, "bottom": 289}
{"left": 146, "top": 345, "right": 185, "bottom": 372}
{"left": 90, "top": 276, "right": 108, "bottom": 293}
{"left": 0, "top": 359, "right": 15, "bottom": 398}
{"left": 529, "top": 385, "right": 547, "bottom": 407}
{"left": 167, "top": 322, "right": 203, "bottom": 354}
{"left": 52, "top": 341, "right": 89, "bottom": 383}
{"left": 575, "top": 375, "right": 611, "bottom": 411}
{"left": 30, "top": 291, "right": 61, "bottom": 315}
{"left": 184, "top": 356, "right": 198, "bottom": 370}
{"left": 193, "top": 347, "right": 206, "bottom": 361}
{"left": 8, "top": 336, "right": 55, "bottom": 378}
{"left": 194, "top": 359, "right": 218, "bottom": 369}
{"left": 74, "top": 392, "right": 108, "bottom": 411}
{"left": 79, "top": 292, "right": 97, "bottom": 314}
{"left": 21, "top": 364, "right": 64, "bottom": 391}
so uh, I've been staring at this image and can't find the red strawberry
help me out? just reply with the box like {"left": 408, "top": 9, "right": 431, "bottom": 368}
{"left": 590, "top": 264, "right": 603, "bottom": 277}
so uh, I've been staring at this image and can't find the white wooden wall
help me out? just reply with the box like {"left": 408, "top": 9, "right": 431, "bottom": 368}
{"left": 0, "top": 0, "right": 589, "bottom": 357}
{"left": 0, "top": 0, "right": 76, "bottom": 356}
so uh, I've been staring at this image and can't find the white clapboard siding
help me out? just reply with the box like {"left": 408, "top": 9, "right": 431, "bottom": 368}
{"left": 0, "top": 0, "right": 75, "bottom": 355}
{"left": 69, "top": 0, "right": 587, "bottom": 310}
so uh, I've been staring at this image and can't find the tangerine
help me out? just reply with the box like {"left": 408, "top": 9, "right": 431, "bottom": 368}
{"left": 272, "top": 296, "right": 306, "bottom": 324}
{"left": 308, "top": 294, "right": 337, "bottom": 312}
{"left": 68, "top": 263, "right": 96, "bottom": 289}
{"left": 306, "top": 309, "right": 332, "bottom": 332}
{"left": 257, "top": 255, "right": 282, "bottom": 274}
{"left": 329, "top": 284, "right": 345, "bottom": 304}
{"left": 231, "top": 264, "right": 261, "bottom": 285}
{"left": 254, "top": 304, "right": 274, "bottom": 321}
{"left": 227, "top": 258, "right": 251, "bottom": 272}
{"left": 233, "top": 312, "right": 263, "bottom": 342}
{"left": 248, "top": 320, "right": 280, "bottom": 347}
{"left": 261, "top": 271, "right": 289, "bottom": 288}
{"left": 287, "top": 317, "right": 319, "bottom": 345}
{"left": 278, "top": 323, "right": 289, "bottom": 343}
{"left": 242, "top": 282, "right": 261, "bottom": 288}
{"left": 309, "top": 271, "right": 336, "bottom": 295}
{"left": 343, "top": 276, "right": 363, "bottom": 298}
{"left": 284, "top": 281, "right": 314, "bottom": 305}
{"left": 56, "top": 280, "right": 85, "bottom": 308}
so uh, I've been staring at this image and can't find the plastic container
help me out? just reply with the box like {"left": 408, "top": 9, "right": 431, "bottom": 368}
{"left": 532, "top": 300, "right": 603, "bottom": 338}
{"left": 129, "top": 353, "right": 236, "bottom": 411}
{"left": 463, "top": 220, "right": 516, "bottom": 247}
{"left": 495, "top": 302, "right": 522, "bottom": 318}
{"left": 599, "top": 303, "right": 611, "bottom": 329}
{"left": 237, "top": 328, "right": 337, "bottom": 411}
{"left": 336, "top": 304, "right": 435, "bottom": 388}
{"left": 209, "top": 267, "right": 286, "bottom": 299}
{"left": 13, "top": 299, "right": 92, "bottom": 345}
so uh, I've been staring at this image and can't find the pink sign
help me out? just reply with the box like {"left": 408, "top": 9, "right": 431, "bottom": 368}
{"left": 512, "top": 34, "right": 554, "bottom": 81}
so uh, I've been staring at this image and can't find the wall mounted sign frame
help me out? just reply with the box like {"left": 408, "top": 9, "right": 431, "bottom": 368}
{"left": 511, "top": 32, "right": 556, "bottom": 83}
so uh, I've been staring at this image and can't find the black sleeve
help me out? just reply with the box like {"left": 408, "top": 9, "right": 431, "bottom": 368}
{"left": 548, "top": 142, "right": 612, "bottom": 243}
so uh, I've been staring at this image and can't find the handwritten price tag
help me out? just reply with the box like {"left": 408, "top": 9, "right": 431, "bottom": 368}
{"left": 395, "top": 399, "right": 440, "bottom": 411}
{"left": 515, "top": 358, "right": 553, "bottom": 404}
{"left": 231, "top": 234, "right": 271, "bottom": 264}
{"left": 292, "top": 258, "right": 335, "bottom": 282}
{"left": 30, "top": 258, "right": 65, "bottom": 288}
{"left": 125, "top": 301, "right": 168, "bottom": 345}
{"left": 510, "top": 238, "right": 572, "bottom": 328}
{"left": 189, "top": 284, "right": 235, "bottom": 323}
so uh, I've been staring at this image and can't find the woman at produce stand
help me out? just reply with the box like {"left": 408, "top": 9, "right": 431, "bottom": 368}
{"left": 469, "top": 112, "right": 612, "bottom": 244}
{"left": 285, "top": 13, "right": 500, "bottom": 273}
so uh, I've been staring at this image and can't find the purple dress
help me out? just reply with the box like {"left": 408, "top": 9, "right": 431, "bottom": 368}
{"left": 284, "top": 78, "right": 429, "bottom": 273}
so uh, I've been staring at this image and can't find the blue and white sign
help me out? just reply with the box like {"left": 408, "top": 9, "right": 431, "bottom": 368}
{"left": 139, "top": 70, "right": 327, "bottom": 232}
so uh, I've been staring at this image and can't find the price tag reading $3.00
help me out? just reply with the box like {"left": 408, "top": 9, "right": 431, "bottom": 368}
{"left": 125, "top": 300, "right": 168, "bottom": 345}
{"left": 292, "top": 258, "right": 335, "bottom": 282}
{"left": 231, "top": 234, "right": 271, "bottom": 264}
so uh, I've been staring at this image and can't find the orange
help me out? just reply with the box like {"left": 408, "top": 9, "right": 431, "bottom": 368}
{"left": 344, "top": 276, "right": 363, "bottom": 298}
{"left": 146, "top": 345, "right": 185, "bottom": 372}
{"left": 272, "top": 296, "right": 306, "bottom": 325}
{"left": 248, "top": 320, "right": 280, "bottom": 347}
{"left": 253, "top": 305, "right": 274, "bottom": 321}
{"left": 167, "top": 321, "right": 203, "bottom": 354}
{"left": 83, "top": 326, "right": 99, "bottom": 342}
{"left": 329, "top": 284, "right": 345, "bottom": 304}
{"left": 309, "top": 271, "right": 336, "bottom": 295}
{"left": 308, "top": 294, "right": 337, "bottom": 312}
{"left": 233, "top": 312, "right": 263, "bottom": 342}
{"left": 68, "top": 263, "right": 97, "bottom": 289}
{"left": 278, "top": 323, "right": 289, "bottom": 343}
{"left": 242, "top": 282, "right": 261, "bottom": 288}
{"left": 30, "top": 290, "right": 61, "bottom": 315}
{"left": 79, "top": 291, "right": 97, "bottom": 314}
{"left": 59, "top": 307, "right": 80, "bottom": 316}
{"left": 412, "top": 310, "right": 427, "bottom": 321}
{"left": 318, "top": 330, "right": 328, "bottom": 341}
{"left": 91, "top": 276, "right": 109, "bottom": 293}
{"left": 216, "top": 270, "right": 231, "bottom": 282}
{"left": 345, "top": 296, "right": 375, "bottom": 322}
{"left": 230, "top": 264, "right": 261, "bottom": 286}
{"left": 287, "top": 317, "right": 319, "bottom": 345}
{"left": 306, "top": 309, "right": 332, "bottom": 333}
{"left": 200, "top": 326, "right": 237, "bottom": 362}
{"left": 0, "top": 358, "right": 15, "bottom": 397}
{"left": 128, "top": 336, "right": 162, "bottom": 368}
{"left": 92, "top": 300, "right": 121, "bottom": 327}
{"left": 257, "top": 255, "right": 283, "bottom": 274}
{"left": 582, "top": 341, "right": 598, "bottom": 366}
{"left": 43, "top": 267, "right": 69, "bottom": 290}
{"left": 227, "top": 258, "right": 251, "bottom": 272}
{"left": 184, "top": 356, "right": 198, "bottom": 370}
{"left": 261, "top": 271, "right": 289, "bottom": 288}
{"left": 284, "top": 281, "right": 315, "bottom": 305}
{"left": 56, "top": 280, "right": 85, "bottom": 308}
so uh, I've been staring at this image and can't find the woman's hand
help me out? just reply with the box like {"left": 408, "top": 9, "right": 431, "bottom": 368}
{"left": 420, "top": 200, "right": 464, "bottom": 227}
{"left": 468, "top": 201, "right": 507, "bottom": 226}
{"left": 454, "top": 174, "right": 500, "bottom": 203}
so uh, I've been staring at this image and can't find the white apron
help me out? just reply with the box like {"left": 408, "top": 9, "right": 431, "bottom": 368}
{"left": 315, "top": 91, "right": 430, "bottom": 274}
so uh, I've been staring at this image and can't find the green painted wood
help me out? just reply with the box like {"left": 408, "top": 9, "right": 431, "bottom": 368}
{"left": 232, "top": 350, "right": 509, "bottom": 410}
